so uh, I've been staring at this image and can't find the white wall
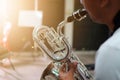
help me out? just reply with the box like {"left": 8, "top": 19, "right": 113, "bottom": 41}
{"left": 64, "top": 0, "right": 74, "bottom": 47}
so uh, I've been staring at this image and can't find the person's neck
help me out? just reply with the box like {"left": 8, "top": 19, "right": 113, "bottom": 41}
{"left": 107, "top": 23, "right": 114, "bottom": 33}
{"left": 107, "top": 10, "right": 120, "bottom": 34}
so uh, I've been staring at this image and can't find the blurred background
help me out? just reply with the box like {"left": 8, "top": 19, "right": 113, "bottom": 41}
{"left": 0, "top": 0, "right": 109, "bottom": 52}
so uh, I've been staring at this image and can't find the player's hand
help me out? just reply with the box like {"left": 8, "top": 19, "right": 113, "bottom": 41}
{"left": 59, "top": 62, "right": 78, "bottom": 80}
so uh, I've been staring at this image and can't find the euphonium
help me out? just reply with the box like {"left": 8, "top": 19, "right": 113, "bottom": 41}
{"left": 33, "top": 9, "right": 94, "bottom": 80}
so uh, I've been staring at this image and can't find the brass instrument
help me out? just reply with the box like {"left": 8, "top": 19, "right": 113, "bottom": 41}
{"left": 33, "top": 9, "right": 94, "bottom": 80}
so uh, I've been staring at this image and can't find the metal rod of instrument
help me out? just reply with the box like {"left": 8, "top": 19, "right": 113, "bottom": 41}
{"left": 57, "top": 9, "right": 87, "bottom": 36}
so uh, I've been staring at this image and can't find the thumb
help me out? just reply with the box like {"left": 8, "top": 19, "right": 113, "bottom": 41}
{"left": 69, "top": 62, "right": 78, "bottom": 73}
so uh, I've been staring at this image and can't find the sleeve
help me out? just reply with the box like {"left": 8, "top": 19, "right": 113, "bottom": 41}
{"left": 95, "top": 46, "right": 120, "bottom": 80}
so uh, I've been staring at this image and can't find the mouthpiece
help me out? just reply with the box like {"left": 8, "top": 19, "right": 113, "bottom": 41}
{"left": 67, "top": 9, "right": 87, "bottom": 22}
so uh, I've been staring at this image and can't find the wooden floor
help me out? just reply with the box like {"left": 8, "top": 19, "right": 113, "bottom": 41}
{"left": 0, "top": 51, "right": 95, "bottom": 80}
